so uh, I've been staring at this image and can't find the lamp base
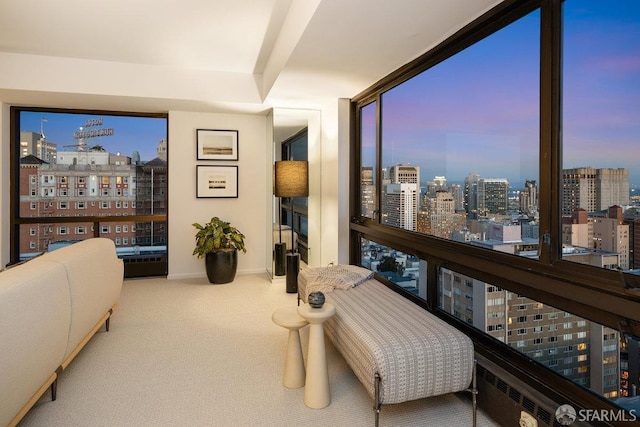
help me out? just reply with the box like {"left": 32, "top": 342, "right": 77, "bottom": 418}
{"left": 274, "top": 242, "right": 286, "bottom": 276}
{"left": 286, "top": 253, "right": 300, "bottom": 294}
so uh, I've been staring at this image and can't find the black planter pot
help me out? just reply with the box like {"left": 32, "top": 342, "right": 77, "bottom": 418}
{"left": 205, "top": 249, "right": 238, "bottom": 284}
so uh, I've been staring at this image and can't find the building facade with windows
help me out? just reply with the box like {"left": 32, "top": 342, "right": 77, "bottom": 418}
{"left": 19, "top": 151, "right": 138, "bottom": 255}
{"left": 562, "top": 167, "right": 630, "bottom": 216}
{"left": 19, "top": 131, "right": 57, "bottom": 163}
{"left": 439, "top": 268, "right": 621, "bottom": 398}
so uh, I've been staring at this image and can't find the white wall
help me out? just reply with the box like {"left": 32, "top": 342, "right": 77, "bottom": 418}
{"left": 319, "top": 99, "right": 351, "bottom": 266}
{"left": 168, "top": 111, "right": 268, "bottom": 279}
{"left": 0, "top": 103, "right": 9, "bottom": 267}
{"left": 265, "top": 109, "right": 275, "bottom": 278}
{"left": 306, "top": 110, "right": 322, "bottom": 268}
{"left": 0, "top": 104, "right": 349, "bottom": 276}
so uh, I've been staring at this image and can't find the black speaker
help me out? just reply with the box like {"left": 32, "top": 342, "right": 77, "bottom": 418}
{"left": 286, "top": 253, "right": 300, "bottom": 293}
{"left": 274, "top": 242, "right": 286, "bottom": 276}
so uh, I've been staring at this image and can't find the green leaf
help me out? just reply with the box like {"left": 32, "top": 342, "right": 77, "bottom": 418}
{"left": 192, "top": 216, "right": 247, "bottom": 258}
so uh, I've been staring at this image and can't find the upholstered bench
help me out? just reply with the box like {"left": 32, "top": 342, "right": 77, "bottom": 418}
{"left": 299, "top": 265, "right": 477, "bottom": 427}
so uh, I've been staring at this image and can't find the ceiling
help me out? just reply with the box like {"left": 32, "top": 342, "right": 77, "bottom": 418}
{"left": 0, "top": 0, "right": 503, "bottom": 115}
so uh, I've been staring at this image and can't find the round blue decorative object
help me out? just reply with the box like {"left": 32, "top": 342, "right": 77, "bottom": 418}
{"left": 308, "top": 291, "right": 325, "bottom": 308}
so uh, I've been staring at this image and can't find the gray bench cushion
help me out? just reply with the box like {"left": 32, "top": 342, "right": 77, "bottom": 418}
{"left": 305, "top": 274, "right": 474, "bottom": 405}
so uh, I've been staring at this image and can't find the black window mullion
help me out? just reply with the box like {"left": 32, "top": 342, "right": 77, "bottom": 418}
{"left": 375, "top": 95, "right": 382, "bottom": 224}
{"left": 539, "top": 0, "right": 564, "bottom": 266}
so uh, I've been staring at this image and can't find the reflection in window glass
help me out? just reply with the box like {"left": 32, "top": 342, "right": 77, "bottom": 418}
{"left": 280, "top": 129, "right": 309, "bottom": 264}
{"left": 359, "top": 238, "right": 426, "bottom": 300}
{"left": 282, "top": 130, "right": 308, "bottom": 214}
{"left": 562, "top": 1, "right": 640, "bottom": 272}
{"left": 380, "top": 10, "right": 540, "bottom": 257}
{"left": 360, "top": 102, "right": 377, "bottom": 218}
{"left": 437, "top": 266, "right": 640, "bottom": 404}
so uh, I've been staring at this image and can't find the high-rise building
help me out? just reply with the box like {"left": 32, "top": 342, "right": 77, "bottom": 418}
{"left": 562, "top": 206, "right": 630, "bottom": 270}
{"left": 382, "top": 164, "right": 420, "bottom": 231}
{"left": 464, "top": 172, "right": 481, "bottom": 219}
{"left": 157, "top": 138, "right": 168, "bottom": 161}
{"left": 426, "top": 175, "right": 446, "bottom": 198}
{"left": 388, "top": 164, "right": 420, "bottom": 185}
{"left": 135, "top": 157, "right": 168, "bottom": 247}
{"left": 439, "top": 268, "right": 620, "bottom": 398}
{"left": 19, "top": 131, "right": 57, "bottom": 163}
{"left": 449, "top": 183, "right": 464, "bottom": 211}
{"left": 382, "top": 183, "right": 417, "bottom": 231}
{"left": 592, "top": 206, "right": 629, "bottom": 269}
{"left": 519, "top": 180, "right": 538, "bottom": 215}
{"left": 361, "top": 166, "right": 376, "bottom": 218}
{"left": 416, "top": 210, "right": 431, "bottom": 235}
{"left": 477, "top": 178, "right": 509, "bottom": 217}
{"left": 620, "top": 335, "right": 640, "bottom": 398}
{"left": 597, "top": 169, "right": 630, "bottom": 212}
{"left": 419, "top": 191, "right": 465, "bottom": 238}
{"left": 622, "top": 208, "right": 640, "bottom": 269}
{"left": 562, "top": 167, "right": 629, "bottom": 215}
{"left": 562, "top": 208, "right": 591, "bottom": 248}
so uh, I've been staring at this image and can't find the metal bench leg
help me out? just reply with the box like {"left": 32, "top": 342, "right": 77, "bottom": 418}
{"left": 467, "top": 359, "right": 478, "bottom": 427}
{"left": 374, "top": 372, "right": 382, "bottom": 427}
{"left": 374, "top": 362, "right": 476, "bottom": 427}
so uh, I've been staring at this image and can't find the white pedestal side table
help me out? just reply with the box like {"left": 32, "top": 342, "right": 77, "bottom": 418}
{"left": 297, "top": 302, "right": 336, "bottom": 409}
{"left": 272, "top": 307, "right": 309, "bottom": 388}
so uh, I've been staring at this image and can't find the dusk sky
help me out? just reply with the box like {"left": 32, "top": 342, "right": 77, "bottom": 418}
{"left": 362, "top": 0, "right": 640, "bottom": 188}
{"left": 20, "top": 112, "right": 166, "bottom": 162}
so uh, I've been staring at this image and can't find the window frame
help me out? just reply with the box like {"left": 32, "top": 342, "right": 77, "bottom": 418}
{"left": 9, "top": 106, "right": 169, "bottom": 278}
{"left": 350, "top": 0, "right": 640, "bottom": 327}
{"left": 349, "top": 0, "right": 640, "bottom": 416}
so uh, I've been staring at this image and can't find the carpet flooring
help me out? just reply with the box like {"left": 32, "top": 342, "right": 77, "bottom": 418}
{"left": 18, "top": 274, "right": 499, "bottom": 427}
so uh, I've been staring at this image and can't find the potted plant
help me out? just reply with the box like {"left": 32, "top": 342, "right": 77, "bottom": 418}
{"left": 192, "top": 216, "right": 246, "bottom": 284}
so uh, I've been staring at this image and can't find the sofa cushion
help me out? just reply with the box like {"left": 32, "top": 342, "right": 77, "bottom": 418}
{"left": 0, "top": 258, "right": 71, "bottom": 427}
{"left": 44, "top": 238, "right": 123, "bottom": 361}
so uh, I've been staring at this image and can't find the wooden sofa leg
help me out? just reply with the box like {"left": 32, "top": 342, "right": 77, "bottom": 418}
{"left": 50, "top": 379, "right": 57, "bottom": 401}
{"left": 105, "top": 308, "right": 113, "bottom": 332}
{"left": 51, "top": 367, "right": 62, "bottom": 401}
{"left": 374, "top": 372, "right": 382, "bottom": 427}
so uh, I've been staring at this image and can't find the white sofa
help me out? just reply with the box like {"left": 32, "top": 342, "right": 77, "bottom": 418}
{"left": 0, "top": 238, "right": 123, "bottom": 427}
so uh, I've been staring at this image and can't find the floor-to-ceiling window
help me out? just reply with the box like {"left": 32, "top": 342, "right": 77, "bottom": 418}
{"left": 561, "top": 1, "right": 640, "bottom": 275}
{"left": 380, "top": 11, "right": 539, "bottom": 246}
{"left": 351, "top": 0, "right": 640, "bottom": 418}
{"left": 360, "top": 102, "right": 377, "bottom": 220}
{"left": 10, "top": 108, "right": 168, "bottom": 277}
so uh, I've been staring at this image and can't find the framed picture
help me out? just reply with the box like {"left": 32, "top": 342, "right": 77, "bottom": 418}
{"left": 196, "top": 166, "right": 238, "bottom": 198}
{"left": 197, "top": 129, "right": 239, "bottom": 160}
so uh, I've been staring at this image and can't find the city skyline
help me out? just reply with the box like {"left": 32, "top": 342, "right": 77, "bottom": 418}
{"left": 19, "top": 111, "right": 166, "bottom": 162}
{"left": 362, "top": 0, "right": 640, "bottom": 187}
